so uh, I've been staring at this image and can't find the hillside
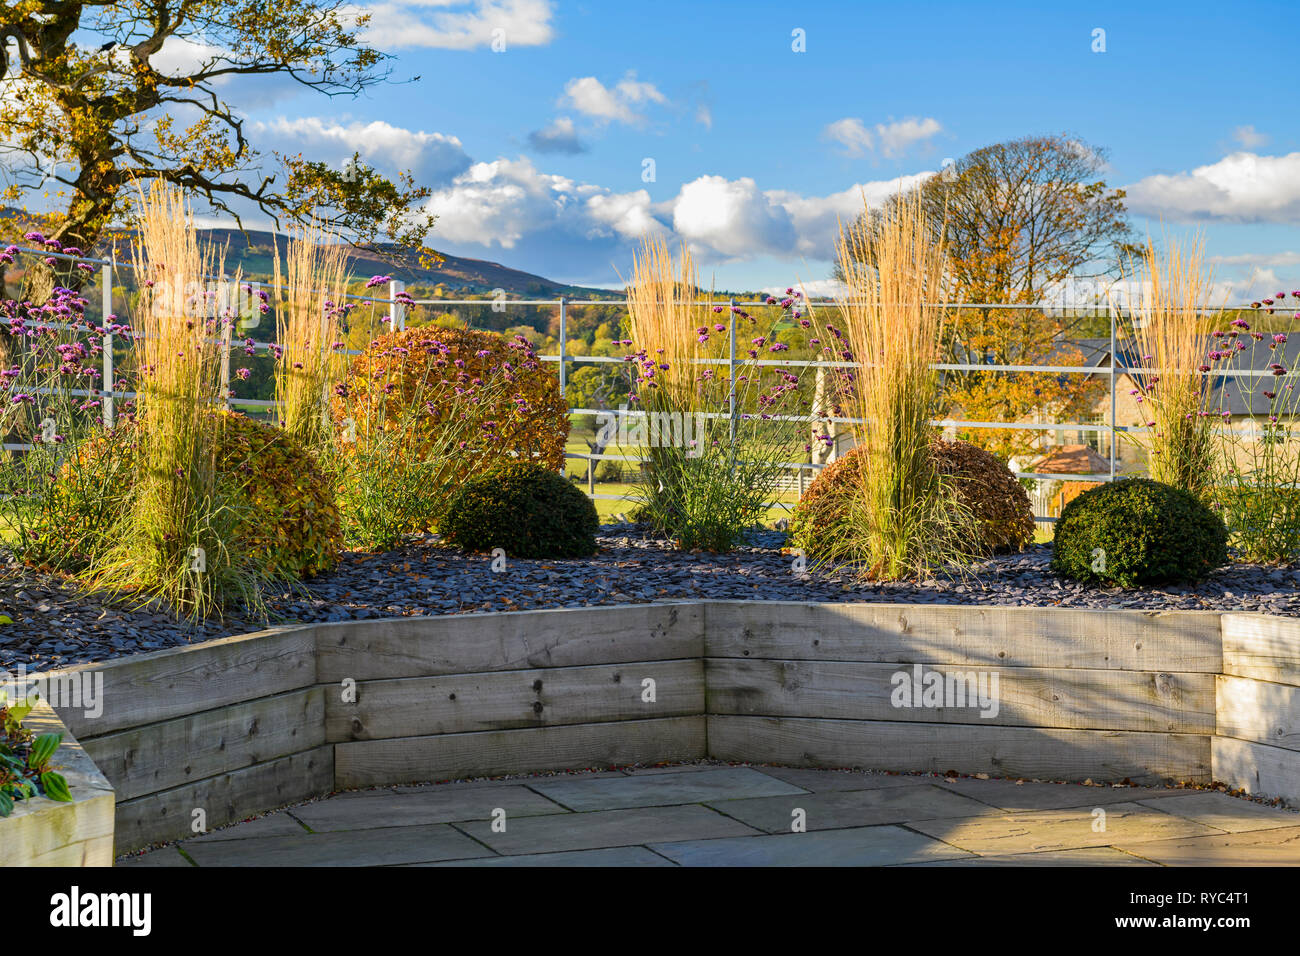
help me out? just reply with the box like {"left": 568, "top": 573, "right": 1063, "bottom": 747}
{"left": 0, "top": 209, "right": 620, "bottom": 299}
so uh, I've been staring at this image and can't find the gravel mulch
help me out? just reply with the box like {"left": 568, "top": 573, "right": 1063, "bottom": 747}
{"left": 3, "top": 523, "right": 1299, "bottom": 672}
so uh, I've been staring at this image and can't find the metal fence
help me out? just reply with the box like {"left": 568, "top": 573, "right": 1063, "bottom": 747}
{"left": 6, "top": 245, "right": 1279, "bottom": 523}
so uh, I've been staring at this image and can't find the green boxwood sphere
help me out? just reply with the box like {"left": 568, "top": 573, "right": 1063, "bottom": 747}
{"left": 442, "top": 462, "right": 600, "bottom": 559}
{"left": 1051, "top": 478, "right": 1227, "bottom": 587}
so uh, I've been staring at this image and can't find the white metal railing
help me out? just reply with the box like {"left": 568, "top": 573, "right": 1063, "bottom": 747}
{"left": 5, "top": 244, "right": 1293, "bottom": 523}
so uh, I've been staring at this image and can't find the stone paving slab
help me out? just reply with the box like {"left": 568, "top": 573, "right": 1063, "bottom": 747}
{"left": 1133, "top": 791, "right": 1300, "bottom": 833}
{"left": 706, "top": 784, "right": 994, "bottom": 833}
{"left": 1113, "top": 825, "right": 1300, "bottom": 865}
{"left": 751, "top": 767, "right": 934, "bottom": 793}
{"left": 930, "top": 777, "right": 1183, "bottom": 812}
{"left": 116, "top": 846, "right": 195, "bottom": 867}
{"left": 417, "top": 847, "right": 676, "bottom": 867}
{"left": 907, "top": 802, "right": 1223, "bottom": 855}
{"left": 290, "top": 784, "right": 567, "bottom": 832}
{"left": 113, "top": 765, "right": 1300, "bottom": 867}
{"left": 528, "top": 766, "right": 807, "bottom": 811}
{"left": 180, "top": 823, "right": 493, "bottom": 866}
{"left": 903, "top": 847, "right": 1158, "bottom": 867}
{"left": 187, "top": 811, "right": 310, "bottom": 842}
{"left": 454, "top": 804, "right": 759, "bottom": 854}
{"left": 650, "top": 825, "right": 975, "bottom": 866}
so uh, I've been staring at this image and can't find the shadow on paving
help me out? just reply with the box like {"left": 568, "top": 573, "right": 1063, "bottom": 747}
{"left": 115, "top": 763, "right": 1300, "bottom": 867}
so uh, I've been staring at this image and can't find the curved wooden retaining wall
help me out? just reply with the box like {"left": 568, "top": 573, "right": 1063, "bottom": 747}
{"left": 26, "top": 601, "right": 1300, "bottom": 856}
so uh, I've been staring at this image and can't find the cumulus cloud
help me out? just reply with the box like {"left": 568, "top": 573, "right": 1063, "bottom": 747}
{"left": 560, "top": 73, "right": 667, "bottom": 125}
{"left": 421, "top": 156, "right": 581, "bottom": 248}
{"left": 250, "top": 116, "right": 472, "bottom": 185}
{"left": 355, "top": 0, "right": 555, "bottom": 51}
{"left": 766, "top": 172, "right": 934, "bottom": 260}
{"left": 1210, "top": 250, "right": 1300, "bottom": 268}
{"left": 585, "top": 190, "right": 666, "bottom": 240}
{"left": 1126, "top": 151, "right": 1300, "bottom": 223}
{"left": 527, "top": 117, "right": 586, "bottom": 155}
{"left": 669, "top": 176, "right": 798, "bottom": 259}
{"left": 823, "top": 116, "right": 942, "bottom": 159}
{"left": 415, "top": 152, "right": 950, "bottom": 277}
{"left": 1233, "top": 125, "right": 1269, "bottom": 149}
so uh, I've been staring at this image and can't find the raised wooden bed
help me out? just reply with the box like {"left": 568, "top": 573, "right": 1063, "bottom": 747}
{"left": 22, "top": 600, "right": 1300, "bottom": 858}
{"left": 0, "top": 698, "right": 115, "bottom": 866}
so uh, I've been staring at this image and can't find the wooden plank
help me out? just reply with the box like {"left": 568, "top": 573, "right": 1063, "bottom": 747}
{"left": 1221, "top": 613, "right": 1300, "bottom": 685}
{"left": 32, "top": 625, "right": 317, "bottom": 738}
{"left": 707, "top": 714, "right": 1211, "bottom": 785}
{"left": 706, "top": 658, "right": 1215, "bottom": 734}
{"left": 113, "top": 745, "right": 334, "bottom": 852}
{"left": 315, "top": 603, "right": 703, "bottom": 683}
{"left": 326, "top": 660, "right": 702, "bottom": 742}
{"left": 1213, "top": 735, "right": 1300, "bottom": 806}
{"left": 0, "top": 701, "right": 116, "bottom": 867}
{"left": 702, "top": 601, "right": 1223, "bottom": 673}
{"left": 334, "top": 716, "right": 706, "bottom": 789}
{"left": 1217, "top": 676, "right": 1300, "bottom": 752}
{"left": 84, "top": 687, "right": 326, "bottom": 801}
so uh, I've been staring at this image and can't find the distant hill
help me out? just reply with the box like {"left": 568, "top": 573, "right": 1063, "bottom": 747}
{"left": 193, "top": 226, "right": 622, "bottom": 298}
{"left": 0, "top": 209, "right": 621, "bottom": 299}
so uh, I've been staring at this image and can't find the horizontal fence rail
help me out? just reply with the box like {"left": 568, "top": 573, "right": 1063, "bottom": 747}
{"left": 5, "top": 244, "right": 1293, "bottom": 525}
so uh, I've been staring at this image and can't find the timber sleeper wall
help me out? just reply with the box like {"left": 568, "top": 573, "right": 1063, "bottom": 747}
{"left": 31, "top": 601, "right": 1299, "bottom": 856}
{"left": 1213, "top": 614, "right": 1300, "bottom": 804}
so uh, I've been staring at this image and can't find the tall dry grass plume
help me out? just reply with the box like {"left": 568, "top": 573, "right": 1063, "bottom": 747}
{"left": 273, "top": 221, "right": 351, "bottom": 449}
{"left": 810, "top": 190, "right": 970, "bottom": 579}
{"left": 92, "top": 182, "right": 252, "bottom": 620}
{"left": 623, "top": 237, "right": 702, "bottom": 411}
{"left": 1120, "top": 235, "right": 1222, "bottom": 499}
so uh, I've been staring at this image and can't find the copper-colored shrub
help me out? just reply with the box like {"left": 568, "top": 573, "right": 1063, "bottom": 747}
{"left": 790, "top": 440, "right": 1035, "bottom": 558}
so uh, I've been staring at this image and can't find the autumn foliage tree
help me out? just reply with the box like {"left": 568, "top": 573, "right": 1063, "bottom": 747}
{"left": 0, "top": 0, "right": 438, "bottom": 301}
{"left": 844, "top": 134, "right": 1138, "bottom": 460}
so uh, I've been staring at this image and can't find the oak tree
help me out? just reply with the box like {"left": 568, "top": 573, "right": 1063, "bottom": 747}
{"left": 0, "top": 0, "right": 438, "bottom": 299}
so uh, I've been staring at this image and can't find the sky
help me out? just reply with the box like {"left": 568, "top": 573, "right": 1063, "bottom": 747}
{"left": 45, "top": 0, "right": 1300, "bottom": 297}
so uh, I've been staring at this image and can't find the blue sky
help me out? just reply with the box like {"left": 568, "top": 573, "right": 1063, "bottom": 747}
{"left": 174, "top": 0, "right": 1300, "bottom": 295}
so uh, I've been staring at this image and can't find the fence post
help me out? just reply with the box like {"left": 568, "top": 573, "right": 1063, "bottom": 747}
{"left": 389, "top": 279, "right": 406, "bottom": 331}
{"left": 219, "top": 277, "right": 233, "bottom": 411}
{"left": 1109, "top": 299, "right": 1117, "bottom": 481}
{"left": 100, "top": 263, "right": 114, "bottom": 428}
{"left": 728, "top": 297, "right": 737, "bottom": 444}
{"left": 558, "top": 296, "right": 568, "bottom": 476}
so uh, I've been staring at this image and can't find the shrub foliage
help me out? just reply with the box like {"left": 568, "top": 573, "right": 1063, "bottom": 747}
{"left": 790, "top": 440, "right": 1033, "bottom": 559}
{"left": 45, "top": 411, "right": 342, "bottom": 579}
{"left": 333, "top": 327, "right": 569, "bottom": 472}
{"left": 442, "top": 462, "right": 599, "bottom": 559}
{"left": 1051, "top": 477, "right": 1228, "bottom": 587}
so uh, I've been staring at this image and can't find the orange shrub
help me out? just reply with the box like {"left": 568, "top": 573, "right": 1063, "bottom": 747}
{"left": 331, "top": 327, "right": 569, "bottom": 471}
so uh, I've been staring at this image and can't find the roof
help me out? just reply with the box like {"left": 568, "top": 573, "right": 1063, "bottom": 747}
{"left": 1029, "top": 444, "right": 1112, "bottom": 476}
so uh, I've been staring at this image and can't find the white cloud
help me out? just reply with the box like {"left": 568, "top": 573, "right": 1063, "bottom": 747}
{"left": 823, "top": 118, "right": 874, "bottom": 157}
{"left": 823, "top": 116, "right": 942, "bottom": 158}
{"left": 560, "top": 73, "right": 666, "bottom": 125}
{"left": 1126, "top": 152, "right": 1300, "bottom": 223}
{"left": 354, "top": 0, "right": 555, "bottom": 51}
{"left": 422, "top": 156, "right": 579, "bottom": 248}
{"left": 527, "top": 117, "right": 586, "bottom": 155}
{"left": 251, "top": 117, "right": 471, "bottom": 185}
{"left": 417, "top": 153, "right": 949, "bottom": 274}
{"left": 1233, "top": 125, "right": 1269, "bottom": 149}
{"left": 585, "top": 190, "right": 666, "bottom": 240}
{"left": 669, "top": 176, "right": 798, "bottom": 259}
{"left": 1210, "top": 251, "right": 1300, "bottom": 268}
{"left": 766, "top": 172, "right": 935, "bottom": 259}
{"left": 696, "top": 104, "right": 713, "bottom": 130}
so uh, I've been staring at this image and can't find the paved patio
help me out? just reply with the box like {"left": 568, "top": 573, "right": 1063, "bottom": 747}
{"left": 116, "top": 763, "right": 1300, "bottom": 867}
